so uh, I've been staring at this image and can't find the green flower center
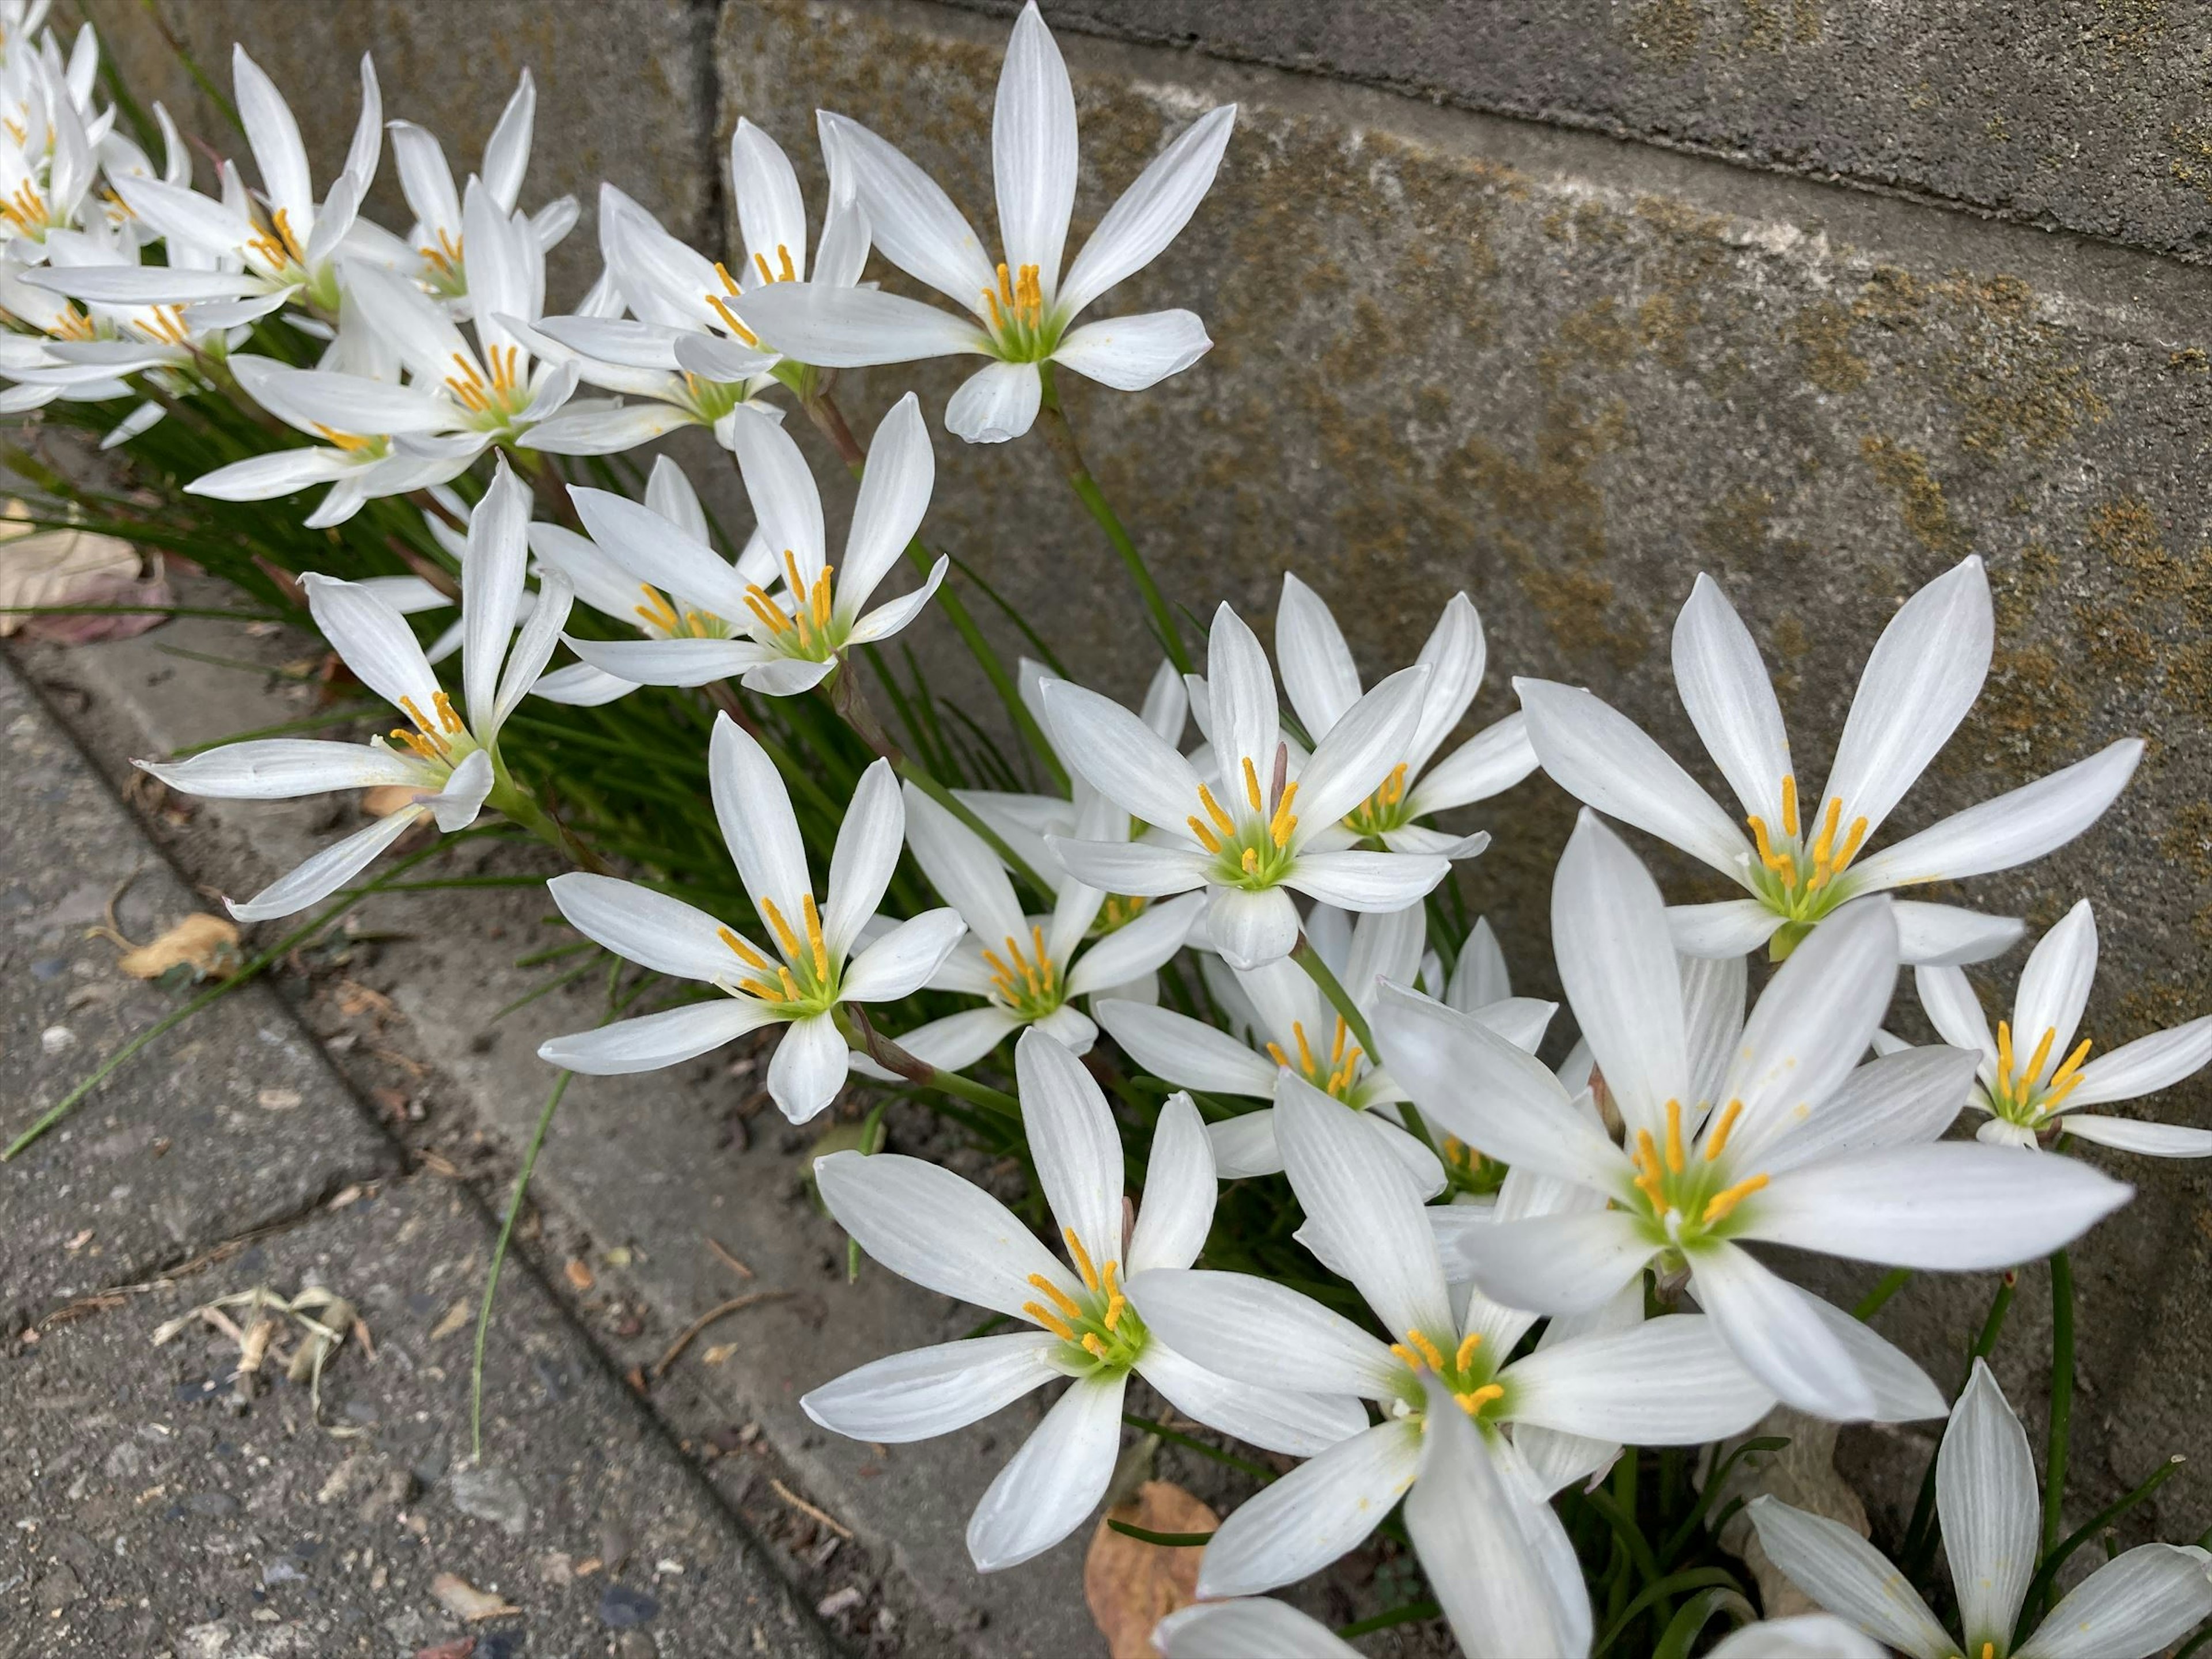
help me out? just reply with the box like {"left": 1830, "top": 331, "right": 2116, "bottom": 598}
{"left": 1389, "top": 1327, "right": 1509, "bottom": 1422}
{"left": 1023, "top": 1232, "right": 1146, "bottom": 1376}
{"left": 983, "top": 926, "right": 1066, "bottom": 1021}
{"left": 1266, "top": 1014, "right": 1368, "bottom": 1104}
{"left": 633, "top": 582, "right": 735, "bottom": 641}
{"left": 1342, "top": 763, "right": 1412, "bottom": 840}
{"left": 1987, "top": 1018, "right": 2094, "bottom": 1129}
{"left": 1625, "top": 1097, "right": 1770, "bottom": 1251}
{"left": 979, "top": 261, "right": 1066, "bottom": 363}
{"left": 1186, "top": 759, "right": 1299, "bottom": 891}
{"left": 1743, "top": 772, "right": 1872, "bottom": 957}
{"left": 740, "top": 549, "right": 847, "bottom": 662}
{"left": 714, "top": 894, "right": 841, "bottom": 1017}
{"left": 1088, "top": 893, "right": 1150, "bottom": 938}
{"left": 1441, "top": 1135, "right": 1509, "bottom": 1199}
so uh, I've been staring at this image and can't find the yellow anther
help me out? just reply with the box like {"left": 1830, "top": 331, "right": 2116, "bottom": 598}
{"left": 635, "top": 584, "right": 681, "bottom": 634}
{"left": 1811, "top": 796, "right": 1843, "bottom": 865}
{"left": 1033, "top": 925, "right": 1054, "bottom": 992}
{"left": 1453, "top": 1331, "right": 1483, "bottom": 1372}
{"left": 311, "top": 423, "right": 373, "bottom": 454}
{"left": 1403, "top": 1330, "right": 1447, "bottom": 1372}
{"left": 1996, "top": 1021, "right": 2016, "bottom": 1092}
{"left": 1185, "top": 815, "right": 1222, "bottom": 853}
{"left": 776, "top": 965, "right": 801, "bottom": 1002}
{"left": 802, "top": 892, "right": 830, "bottom": 980}
{"left": 1241, "top": 755, "right": 1265, "bottom": 813}
{"left": 397, "top": 696, "right": 444, "bottom": 742}
{"left": 1664, "top": 1099, "right": 1685, "bottom": 1173}
{"left": 1265, "top": 1041, "right": 1292, "bottom": 1070}
{"left": 1704, "top": 1099, "right": 1744, "bottom": 1162}
{"left": 997, "top": 262, "right": 1015, "bottom": 307}
{"left": 1291, "top": 1021, "right": 1317, "bottom": 1077}
{"left": 717, "top": 926, "right": 770, "bottom": 971}
{"left": 1747, "top": 815, "right": 1790, "bottom": 874}
{"left": 743, "top": 588, "right": 791, "bottom": 635}
{"left": 270, "top": 206, "right": 304, "bottom": 262}
{"left": 1082, "top": 1332, "right": 1111, "bottom": 1360}
{"left": 1027, "top": 1273, "right": 1082, "bottom": 1320}
{"left": 1702, "top": 1172, "right": 1770, "bottom": 1225}
{"left": 1022, "top": 1300, "right": 1077, "bottom": 1343}
{"left": 1241, "top": 847, "right": 1261, "bottom": 876}
{"left": 431, "top": 691, "right": 463, "bottom": 733}
{"left": 1064, "top": 1226, "right": 1103, "bottom": 1293}
{"left": 753, "top": 250, "right": 775, "bottom": 286}
{"left": 759, "top": 896, "right": 804, "bottom": 963}
{"left": 811, "top": 566, "right": 835, "bottom": 629}
{"left": 2023, "top": 1025, "right": 2058, "bottom": 1088}
{"left": 1269, "top": 779, "right": 1300, "bottom": 849}
{"left": 1389, "top": 1342, "right": 1422, "bottom": 1370}
{"left": 1101, "top": 1262, "right": 1124, "bottom": 1331}
{"left": 702, "top": 289, "right": 760, "bottom": 346}
{"left": 1454, "top": 1384, "right": 1505, "bottom": 1415}
{"left": 1195, "top": 782, "right": 1236, "bottom": 836}
{"left": 2047, "top": 1037, "right": 2094, "bottom": 1094}
{"left": 1779, "top": 774, "right": 1800, "bottom": 837}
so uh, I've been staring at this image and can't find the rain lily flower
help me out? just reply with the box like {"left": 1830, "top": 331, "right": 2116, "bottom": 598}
{"left": 806, "top": 1032, "right": 1366, "bottom": 1571}
{"left": 132, "top": 462, "right": 571, "bottom": 921}
{"left": 1369, "top": 812, "right": 2131, "bottom": 1419}
{"left": 734, "top": 2, "right": 1234, "bottom": 442}
{"left": 537, "top": 713, "right": 965, "bottom": 1122}
{"left": 1039, "top": 602, "right": 1448, "bottom": 971}
{"left": 388, "top": 69, "right": 576, "bottom": 306}
{"left": 559, "top": 394, "right": 944, "bottom": 696}
{"left": 1277, "top": 573, "right": 1535, "bottom": 858}
{"left": 525, "top": 453, "right": 766, "bottom": 706}
{"left": 50, "top": 48, "right": 397, "bottom": 317}
{"left": 1130, "top": 1077, "right": 1781, "bottom": 1658}
{"left": 1751, "top": 1359, "right": 2212, "bottom": 1659}
{"left": 1152, "top": 1600, "right": 1359, "bottom": 1659}
{"left": 0, "top": 47, "right": 95, "bottom": 253}
{"left": 1516, "top": 561, "right": 2142, "bottom": 965}
{"left": 1096, "top": 902, "right": 1555, "bottom": 1190}
{"left": 1915, "top": 898, "right": 2212, "bottom": 1157}
{"left": 887, "top": 781, "right": 1203, "bottom": 1071}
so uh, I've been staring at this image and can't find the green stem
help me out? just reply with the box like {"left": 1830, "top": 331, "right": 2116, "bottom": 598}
{"left": 490, "top": 752, "right": 607, "bottom": 874}
{"left": 837, "top": 1005, "right": 1022, "bottom": 1122}
{"left": 1033, "top": 363, "right": 1192, "bottom": 676}
{"left": 1853, "top": 1267, "right": 1914, "bottom": 1322}
{"left": 2043, "top": 1248, "right": 2076, "bottom": 1560}
{"left": 471, "top": 1071, "right": 571, "bottom": 1460}
{"left": 800, "top": 389, "right": 1067, "bottom": 791}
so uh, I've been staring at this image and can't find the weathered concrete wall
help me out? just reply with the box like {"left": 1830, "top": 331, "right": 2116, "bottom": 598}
{"left": 58, "top": 0, "right": 2212, "bottom": 1543}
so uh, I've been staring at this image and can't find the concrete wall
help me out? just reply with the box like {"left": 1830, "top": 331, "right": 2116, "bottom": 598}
{"left": 82, "top": 0, "right": 2212, "bottom": 1536}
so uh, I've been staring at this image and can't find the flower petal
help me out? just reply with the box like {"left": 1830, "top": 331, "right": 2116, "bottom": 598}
{"left": 1709, "top": 1616, "right": 1888, "bottom": 1658}
{"left": 1668, "top": 899, "right": 1786, "bottom": 959}
{"left": 1059, "top": 104, "right": 1236, "bottom": 319}
{"left": 1125, "top": 1267, "right": 1401, "bottom": 1399}
{"left": 767, "top": 1009, "right": 850, "bottom": 1122}
{"left": 967, "top": 1372, "right": 1126, "bottom": 1572}
{"left": 2054, "top": 1114, "right": 2212, "bottom": 1157}
{"left": 802, "top": 1332, "right": 1059, "bottom": 1443}
{"left": 1063, "top": 889, "right": 1202, "bottom": 997}
{"left": 1850, "top": 740, "right": 2142, "bottom": 891}
{"left": 1938, "top": 1357, "right": 2038, "bottom": 1652}
{"left": 537, "top": 998, "right": 777, "bottom": 1075}
{"left": 546, "top": 871, "right": 737, "bottom": 983}
{"left": 840, "top": 908, "right": 968, "bottom": 1003}
{"left": 1673, "top": 573, "right": 1794, "bottom": 823}
{"left": 816, "top": 1147, "right": 1081, "bottom": 1317}
{"left": 1285, "top": 849, "right": 1450, "bottom": 913}
{"left": 1503, "top": 1315, "right": 1772, "bottom": 1445}
{"left": 1153, "top": 1599, "right": 1362, "bottom": 1659}
{"left": 1052, "top": 308, "right": 1211, "bottom": 389}
{"left": 1195, "top": 1421, "right": 1421, "bottom": 1599}
{"left": 1205, "top": 885, "right": 1301, "bottom": 971}
{"left": 710, "top": 713, "right": 812, "bottom": 927}
{"left": 1016, "top": 1026, "right": 1124, "bottom": 1278}
{"left": 1206, "top": 602, "right": 1279, "bottom": 800}
{"left": 725, "top": 404, "right": 826, "bottom": 578}
{"left": 1292, "top": 664, "right": 1429, "bottom": 835}
{"left": 135, "top": 739, "right": 421, "bottom": 799}
{"left": 993, "top": 1, "right": 1078, "bottom": 301}
{"left": 2013, "top": 1543, "right": 2212, "bottom": 1659}
{"left": 946, "top": 359, "right": 1044, "bottom": 443}
{"left": 1915, "top": 963, "right": 1999, "bottom": 1078}
{"left": 1463, "top": 1209, "right": 1657, "bottom": 1316}
{"left": 1137, "top": 1339, "right": 1368, "bottom": 1457}
{"left": 225, "top": 804, "right": 430, "bottom": 923}
{"left": 1048, "top": 836, "right": 1211, "bottom": 897}
{"left": 819, "top": 111, "right": 998, "bottom": 308}
{"left": 839, "top": 392, "right": 934, "bottom": 619}
{"left": 1747, "top": 1498, "right": 1953, "bottom": 1659}
{"left": 733, "top": 281, "right": 991, "bottom": 366}
{"left": 1759, "top": 1046, "right": 1982, "bottom": 1176}
{"left": 1405, "top": 711, "right": 1539, "bottom": 816}
{"left": 560, "top": 634, "right": 770, "bottom": 687}
{"left": 1037, "top": 678, "right": 1208, "bottom": 832}
{"left": 1891, "top": 901, "right": 2025, "bottom": 966}
{"left": 887, "top": 1006, "right": 1023, "bottom": 1074}
{"left": 2012, "top": 899, "right": 2099, "bottom": 1079}
{"left": 821, "top": 759, "right": 904, "bottom": 961}
{"left": 2067, "top": 1014, "right": 2212, "bottom": 1107}
{"left": 1095, "top": 999, "right": 1277, "bottom": 1096}
{"left": 1126, "top": 1093, "right": 1215, "bottom": 1274}
{"left": 301, "top": 574, "right": 440, "bottom": 721}
{"left": 1688, "top": 1243, "right": 1877, "bottom": 1420}
{"left": 1275, "top": 571, "right": 1361, "bottom": 739}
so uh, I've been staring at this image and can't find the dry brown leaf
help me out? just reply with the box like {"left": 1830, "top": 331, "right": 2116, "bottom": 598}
{"left": 1083, "top": 1480, "right": 1218, "bottom": 1659}
{"left": 413, "top": 1639, "right": 476, "bottom": 1659}
{"left": 431, "top": 1300, "right": 474, "bottom": 1340}
{"left": 0, "top": 512, "right": 160, "bottom": 641}
{"left": 362, "top": 783, "right": 431, "bottom": 818}
{"left": 428, "top": 1571, "right": 518, "bottom": 1622}
{"left": 116, "top": 913, "right": 241, "bottom": 982}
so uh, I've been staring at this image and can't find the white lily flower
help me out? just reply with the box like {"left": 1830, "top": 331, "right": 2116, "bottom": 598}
{"left": 537, "top": 713, "right": 965, "bottom": 1122}
{"left": 1370, "top": 811, "right": 2131, "bottom": 1420}
{"left": 388, "top": 70, "right": 576, "bottom": 306}
{"left": 557, "top": 393, "right": 944, "bottom": 696}
{"left": 1097, "top": 901, "right": 1555, "bottom": 1191}
{"left": 44, "top": 48, "right": 398, "bottom": 316}
{"left": 734, "top": 2, "right": 1234, "bottom": 443}
{"left": 1914, "top": 897, "right": 2212, "bottom": 1158}
{"left": 1278, "top": 573, "right": 1535, "bottom": 859}
{"left": 806, "top": 1032, "right": 1368, "bottom": 1571}
{"left": 1752, "top": 1358, "right": 2212, "bottom": 1659}
{"left": 1152, "top": 1599, "right": 1360, "bottom": 1658}
{"left": 885, "top": 780, "right": 1203, "bottom": 1071}
{"left": 1516, "top": 560, "right": 2143, "bottom": 965}
{"left": 0, "top": 44, "right": 96, "bottom": 252}
{"left": 1130, "top": 1076, "right": 1782, "bottom": 1657}
{"left": 1040, "top": 603, "right": 1448, "bottom": 971}
{"left": 131, "top": 461, "right": 571, "bottom": 921}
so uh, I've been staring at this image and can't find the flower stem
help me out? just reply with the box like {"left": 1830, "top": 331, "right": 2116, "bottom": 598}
{"left": 838, "top": 1004, "right": 1022, "bottom": 1122}
{"left": 2042, "top": 1248, "right": 2075, "bottom": 1560}
{"left": 1851, "top": 1267, "right": 1913, "bottom": 1322}
{"left": 1032, "top": 363, "right": 1192, "bottom": 676}
{"left": 471, "top": 1070, "right": 571, "bottom": 1460}
{"left": 800, "top": 388, "right": 1067, "bottom": 791}
{"left": 490, "top": 753, "right": 607, "bottom": 874}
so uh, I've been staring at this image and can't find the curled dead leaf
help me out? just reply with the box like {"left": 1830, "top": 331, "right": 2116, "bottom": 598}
{"left": 428, "top": 1571, "right": 519, "bottom": 1622}
{"left": 0, "top": 505, "right": 163, "bottom": 642}
{"left": 116, "top": 914, "right": 242, "bottom": 983}
{"left": 1084, "top": 1480, "right": 1218, "bottom": 1659}
{"left": 362, "top": 783, "right": 431, "bottom": 818}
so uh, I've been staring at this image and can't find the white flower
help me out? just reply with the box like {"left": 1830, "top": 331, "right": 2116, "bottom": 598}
{"left": 1752, "top": 1359, "right": 2212, "bottom": 1659}
{"left": 1130, "top": 1077, "right": 1781, "bottom": 1658}
{"left": 1369, "top": 811, "right": 2131, "bottom": 1420}
{"left": 1277, "top": 573, "right": 1535, "bottom": 858}
{"left": 388, "top": 70, "right": 577, "bottom": 305}
{"left": 132, "top": 461, "right": 570, "bottom": 921}
{"left": 48, "top": 47, "right": 397, "bottom": 316}
{"left": 1152, "top": 1599, "right": 1359, "bottom": 1658}
{"left": 1097, "top": 901, "right": 1555, "bottom": 1190}
{"left": 1040, "top": 603, "right": 1448, "bottom": 971}
{"left": 734, "top": 2, "right": 1234, "bottom": 443}
{"left": 525, "top": 453, "right": 765, "bottom": 707}
{"left": 885, "top": 780, "right": 1203, "bottom": 1071}
{"left": 536, "top": 713, "right": 965, "bottom": 1122}
{"left": 0, "top": 41, "right": 96, "bottom": 251}
{"left": 556, "top": 393, "right": 944, "bottom": 696}
{"left": 1516, "top": 560, "right": 2143, "bottom": 965}
{"left": 805, "top": 1031, "right": 1366, "bottom": 1571}
{"left": 1914, "top": 898, "right": 2212, "bottom": 1158}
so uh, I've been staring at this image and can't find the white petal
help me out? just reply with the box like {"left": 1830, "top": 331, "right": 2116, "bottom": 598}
{"left": 232, "top": 46, "right": 312, "bottom": 228}
{"left": 1822, "top": 557, "right": 1993, "bottom": 844}
{"left": 1059, "top": 104, "right": 1236, "bottom": 319}
{"left": 726, "top": 404, "right": 825, "bottom": 579}
{"left": 2055, "top": 1114, "right": 2212, "bottom": 1157}
{"left": 1515, "top": 677, "right": 1752, "bottom": 877}
{"left": 966, "top": 1373, "right": 1126, "bottom": 1572}
{"left": 741, "top": 654, "right": 840, "bottom": 697}
{"left": 767, "top": 1009, "right": 850, "bottom": 1122}
{"left": 1404, "top": 712, "right": 1540, "bottom": 815}
{"left": 1683, "top": 952, "right": 1748, "bottom": 1106}
{"left": 841, "top": 909, "right": 968, "bottom": 1003}
{"left": 537, "top": 998, "right": 777, "bottom": 1075}
{"left": 734, "top": 281, "right": 989, "bottom": 366}
{"left": 1275, "top": 571, "right": 1361, "bottom": 739}
{"left": 942, "top": 354, "right": 1046, "bottom": 445}
{"left": 225, "top": 805, "right": 429, "bottom": 923}
{"left": 461, "top": 462, "right": 531, "bottom": 733}
{"left": 2014, "top": 1543, "right": 2212, "bottom": 1659}
{"left": 1760, "top": 1046, "right": 1982, "bottom": 1176}
{"left": 1195, "top": 1422, "right": 1421, "bottom": 1599}
{"left": 819, "top": 111, "right": 998, "bottom": 308}
{"left": 2067, "top": 1013, "right": 2212, "bottom": 1107}
{"left": 1891, "top": 901, "right": 2026, "bottom": 966}
{"left": 1037, "top": 678, "right": 1208, "bottom": 832}
{"left": 561, "top": 634, "right": 768, "bottom": 687}
{"left": 1064, "top": 889, "right": 1201, "bottom": 997}
{"left": 1137, "top": 1340, "right": 1368, "bottom": 1457}
{"left": 1915, "top": 963, "right": 1999, "bottom": 1075}
{"left": 1673, "top": 572, "right": 1794, "bottom": 821}
{"left": 1801, "top": 1289, "right": 1948, "bottom": 1422}
{"left": 301, "top": 574, "right": 440, "bottom": 721}
{"left": 546, "top": 872, "right": 740, "bottom": 983}
{"left": 888, "top": 1006, "right": 1023, "bottom": 1073}
{"left": 1127, "top": 1094, "right": 1215, "bottom": 1273}
{"left": 801, "top": 1332, "right": 1059, "bottom": 1443}
{"left": 1153, "top": 1599, "right": 1362, "bottom": 1659}
{"left": 1503, "top": 1315, "right": 1772, "bottom": 1445}
{"left": 845, "top": 556, "right": 947, "bottom": 645}
{"left": 1124, "top": 1268, "right": 1400, "bottom": 1400}
{"left": 1938, "top": 1357, "right": 2037, "bottom": 1652}
{"left": 710, "top": 713, "right": 813, "bottom": 928}
{"left": 187, "top": 449, "right": 360, "bottom": 501}
{"left": 1096, "top": 1000, "right": 1277, "bottom": 1096}
{"left": 1709, "top": 1616, "right": 1888, "bottom": 1659}
{"left": 1668, "top": 899, "right": 1787, "bottom": 958}
{"left": 1292, "top": 664, "right": 1429, "bottom": 835}
{"left": 906, "top": 783, "right": 1029, "bottom": 952}
{"left": 2013, "top": 899, "right": 2099, "bottom": 1080}
{"left": 1688, "top": 1243, "right": 1877, "bottom": 1420}
{"left": 1205, "top": 1111, "right": 1285, "bottom": 1177}
{"left": 1850, "top": 740, "right": 2142, "bottom": 891}
{"left": 821, "top": 759, "right": 904, "bottom": 961}
{"left": 1207, "top": 603, "right": 1279, "bottom": 805}
{"left": 993, "top": 1, "right": 1077, "bottom": 300}
{"left": 1747, "top": 1498, "right": 1952, "bottom": 1659}
{"left": 521, "top": 401, "right": 696, "bottom": 454}
{"left": 839, "top": 392, "right": 934, "bottom": 618}
{"left": 1205, "top": 885, "right": 1301, "bottom": 971}
{"left": 1286, "top": 850, "right": 1449, "bottom": 912}
{"left": 1463, "top": 1209, "right": 1657, "bottom": 1316}
{"left": 490, "top": 567, "right": 574, "bottom": 738}
{"left": 729, "top": 118, "right": 808, "bottom": 281}
{"left": 136, "top": 739, "right": 419, "bottom": 799}
{"left": 1446, "top": 917, "right": 1512, "bottom": 1012}
{"left": 816, "top": 1148, "right": 1080, "bottom": 1319}
{"left": 1051, "top": 308, "right": 1210, "bottom": 389}
{"left": 1016, "top": 1026, "right": 1124, "bottom": 1277}
{"left": 1048, "top": 836, "right": 1211, "bottom": 899}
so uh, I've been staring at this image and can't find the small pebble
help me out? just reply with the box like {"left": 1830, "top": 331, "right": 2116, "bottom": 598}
{"left": 598, "top": 1582, "right": 660, "bottom": 1628}
{"left": 40, "top": 1024, "right": 75, "bottom": 1054}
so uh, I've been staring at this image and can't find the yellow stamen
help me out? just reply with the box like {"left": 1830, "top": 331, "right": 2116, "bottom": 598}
{"left": 759, "top": 896, "right": 804, "bottom": 963}
{"left": 776, "top": 965, "right": 801, "bottom": 1002}
{"left": 1747, "top": 815, "right": 1791, "bottom": 875}
{"left": 1455, "top": 1384, "right": 1505, "bottom": 1414}
{"left": 717, "top": 926, "right": 770, "bottom": 971}
{"left": 1330, "top": 1018, "right": 1349, "bottom": 1065}
{"left": 1403, "top": 1330, "right": 1447, "bottom": 1372}
{"left": 1241, "top": 755, "right": 1264, "bottom": 813}
{"left": 744, "top": 587, "right": 791, "bottom": 635}
{"left": 431, "top": 691, "right": 463, "bottom": 733}
{"left": 2047, "top": 1037, "right": 2094, "bottom": 1093}
{"left": 1196, "top": 782, "right": 1236, "bottom": 836}
{"left": 1240, "top": 847, "right": 1260, "bottom": 876}
{"left": 1291, "top": 1021, "right": 1317, "bottom": 1077}
{"left": 1023, "top": 1301, "right": 1077, "bottom": 1343}
{"left": 1102, "top": 1262, "right": 1125, "bottom": 1331}
{"left": 1704, "top": 1099, "right": 1745, "bottom": 1162}
{"left": 1664, "top": 1099, "right": 1685, "bottom": 1173}
{"left": 397, "top": 696, "right": 442, "bottom": 740}
{"left": 1702, "top": 1172, "right": 1770, "bottom": 1225}
{"left": 1265, "top": 1041, "right": 1292, "bottom": 1070}
{"left": 1185, "top": 815, "right": 1222, "bottom": 854}
{"left": 703, "top": 289, "right": 760, "bottom": 346}
{"left": 1269, "top": 779, "right": 1300, "bottom": 849}
{"left": 1027, "top": 1273, "right": 1082, "bottom": 1320}
{"left": 1064, "top": 1226, "right": 1102, "bottom": 1293}
{"left": 1081, "top": 1332, "right": 1110, "bottom": 1360}
{"left": 1779, "top": 773, "right": 1800, "bottom": 838}
{"left": 1453, "top": 1331, "right": 1483, "bottom": 1372}
{"left": 1389, "top": 1342, "right": 1422, "bottom": 1370}
{"left": 635, "top": 584, "right": 681, "bottom": 634}
{"left": 802, "top": 892, "right": 830, "bottom": 980}
{"left": 311, "top": 423, "right": 373, "bottom": 454}
{"left": 270, "top": 206, "right": 304, "bottom": 263}
{"left": 1996, "top": 1020, "right": 2016, "bottom": 1090}
{"left": 2023, "top": 1025, "right": 2058, "bottom": 1088}
{"left": 1033, "top": 924, "right": 1055, "bottom": 992}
